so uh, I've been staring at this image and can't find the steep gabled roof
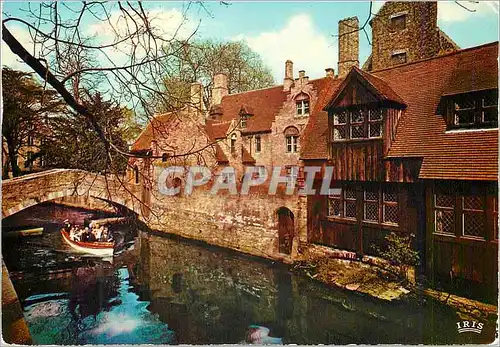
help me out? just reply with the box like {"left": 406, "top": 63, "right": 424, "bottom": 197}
{"left": 219, "top": 85, "right": 287, "bottom": 134}
{"left": 131, "top": 112, "right": 177, "bottom": 151}
{"left": 324, "top": 66, "right": 406, "bottom": 110}
{"left": 302, "top": 42, "right": 499, "bottom": 181}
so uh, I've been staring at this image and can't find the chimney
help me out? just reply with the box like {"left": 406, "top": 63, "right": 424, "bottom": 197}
{"left": 298, "top": 70, "right": 309, "bottom": 85}
{"left": 338, "top": 17, "right": 359, "bottom": 77}
{"left": 283, "top": 60, "right": 294, "bottom": 91}
{"left": 212, "top": 73, "right": 228, "bottom": 106}
{"left": 325, "top": 68, "right": 335, "bottom": 78}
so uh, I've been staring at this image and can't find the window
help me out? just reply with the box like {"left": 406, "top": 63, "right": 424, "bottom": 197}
{"left": 255, "top": 136, "right": 261, "bottom": 153}
{"left": 286, "top": 136, "right": 298, "bottom": 153}
{"left": 383, "top": 191, "right": 399, "bottom": 225}
{"left": 162, "top": 153, "right": 168, "bottom": 162}
{"left": 327, "top": 185, "right": 399, "bottom": 226}
{"left": 391, "top": 51, "right": 407, "bottom": 65}
{"left": 286, "top": 166, "right": 299, "bottom": 185}
{"left": 390, "top": 13, "right": 406, "bottom": 31}
{"left": 364, "top": 189, "right": 379, "bottom": 222}
{"left": 295, "top": 93, "right": 310, "bottom": 116}
{"left": 332, "top": 108, "right": 384, "bottom": 141}
{"left": 328, "top": 191, "right": 342, "bottom": 217}
{"left": 222, "top": 171, "right": 235, "bottom": 183}
{"left": 344, "top": 189, "right": 357, "bottom": 219}
{"left": 435, "top": 194, "right": 455, "bottom": 234}
{"left": 230, "top": 133, "right": 237, "bottom": 153}
{"left": 240, "top": 115, "right": 248, "bottom": 128}
{"left": 447, "top": 90, "right": 498, "bottom": 129}
{"left": 462, "top": 196, "right": 486, "bottom": 238}
{"left": 433, "top": 191, "right": 489, "bottom": 239}
{"left": 284, "top": 127, "right": 299, "bottom": 153}
{"left": 27, "top": 135, "right": 34, "bottom": 146}
{"left": 296, "top": 100, "right": 310, "bottom": 115}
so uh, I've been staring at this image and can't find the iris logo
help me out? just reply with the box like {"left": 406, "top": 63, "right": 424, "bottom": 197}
{"left": 456, "top": 320, "right": 484, "bottom": 334}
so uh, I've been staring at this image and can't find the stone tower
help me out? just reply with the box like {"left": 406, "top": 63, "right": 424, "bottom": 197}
{"left": 338, "top": 17, "right": 359, "bottom": 77}
{"left": 369, "top": 1, "right": 441, "bottom": 71}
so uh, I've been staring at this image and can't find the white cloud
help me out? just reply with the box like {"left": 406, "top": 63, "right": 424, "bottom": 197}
{"left": 234, "top": 14, "right": 337, "bottom": 82}
{"left": 373, "top": 1, "right": 498, "bottom": 24}
{"left": 1, "top": 24, "right": 39, "bottom": 71}
{"left": 438, "top": 1, "right": 499, "bottom": 23}
{"left": 87, "top": 8, "right": 199, "bottom": 67}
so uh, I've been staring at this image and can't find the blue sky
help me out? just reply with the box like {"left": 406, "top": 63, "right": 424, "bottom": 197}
{"left": 2, "top": 1, "right": 499, "bottom": 82}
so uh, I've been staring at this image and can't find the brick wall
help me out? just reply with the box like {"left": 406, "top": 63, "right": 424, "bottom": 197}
{"left": 370, "top": 1, "right": 440, "bottom": 71}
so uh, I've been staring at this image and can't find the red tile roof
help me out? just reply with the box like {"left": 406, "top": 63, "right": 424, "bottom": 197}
{"left": 241, "top": 146, "right": 256, "bottom": 164}
{"left": 303, "top": 42, "right": 499, "bottom": 181}
{"left": 219, "top": 85, "right": 287, "bottom": 134}
{"left": 205, "top": 120, "right": 232, "bottom": 139}
{"left": 131, "top": 112, "right": 176, "bottom": 151}
{"left": 301, "top": 79, "right": 343, "bottom": 160}
{"left": 214, "top": 143, "right": 229, "bottom": 163}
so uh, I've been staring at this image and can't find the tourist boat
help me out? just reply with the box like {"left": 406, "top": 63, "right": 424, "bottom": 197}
{"left": 60, "top": 229, "right": 114, "bottom": 256}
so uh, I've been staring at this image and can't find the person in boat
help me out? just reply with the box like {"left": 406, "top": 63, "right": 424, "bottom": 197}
{"left": 103, "top": 227, "right": 113, "bottom": 242}
{"left": 63, "top": 219, "right": 71, "bottom": 232}
{"left": 93, "top": 223, "right": 103, "bottom": 242}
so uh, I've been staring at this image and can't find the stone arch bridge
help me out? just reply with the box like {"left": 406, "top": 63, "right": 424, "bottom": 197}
{"left": 2, "top": 169, "right": 147, "bottom": 219}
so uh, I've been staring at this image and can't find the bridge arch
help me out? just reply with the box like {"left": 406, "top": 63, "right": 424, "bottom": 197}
{"left": 2, "top": 169, "right": 146, "bottom": 219}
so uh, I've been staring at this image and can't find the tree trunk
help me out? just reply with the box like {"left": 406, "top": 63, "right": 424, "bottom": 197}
{"left": 6, "top": 138, "right": 21, "bottom": 177}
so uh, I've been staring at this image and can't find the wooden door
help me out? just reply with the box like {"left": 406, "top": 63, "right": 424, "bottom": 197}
{"left": 277, "top": 208, "right": 294, "bottom": 255}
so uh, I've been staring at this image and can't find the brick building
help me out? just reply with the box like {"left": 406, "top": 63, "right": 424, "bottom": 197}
{"left": 131, "top": 2, "right": 497, "bottom": 298}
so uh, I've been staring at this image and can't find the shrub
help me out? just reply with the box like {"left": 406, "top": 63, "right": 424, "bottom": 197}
{"left": 373, "top": 232, "right": 419, "bottom": 283}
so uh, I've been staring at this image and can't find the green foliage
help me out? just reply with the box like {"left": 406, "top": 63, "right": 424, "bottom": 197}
{"left": 41, "top": 92, "right": 131, "bottom": 173}
{"left": 373, "top": 232, "right": 419, "bottom": 282}
{"left": 155, "top": 39, "right": 275, "bottom": 112}
{"left": 1, "top": 67, "right": 64, "bottom": 177}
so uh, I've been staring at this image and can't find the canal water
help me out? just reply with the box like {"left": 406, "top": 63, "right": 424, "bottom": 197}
{"left": 1, "top": 203, "right": 496, "bottom": 344}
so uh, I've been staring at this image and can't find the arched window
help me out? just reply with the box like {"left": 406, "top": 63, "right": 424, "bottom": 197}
{"left": 134, "top": 165, "right": 140, "bottom": 184}
{"left": 284, "top": 126, "right": 299, "bottom": 153}
{"left": 295, "top": 93, "right": 310, "bottom": 116}
{"left": 162, "top": 153, "right": 168, "bottom": 162}
{"left": 230, "top": 133, "right": 237, "bottom": 153}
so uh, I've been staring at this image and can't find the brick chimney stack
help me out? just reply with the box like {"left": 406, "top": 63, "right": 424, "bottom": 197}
{"left": 298, "top": 70, "right": 309, "bottom": 85}
{"left": 212, "top": 73, "right": 228, "bottom": 106}
{"left": 325, "top": 68, "right": 335, "bottom": 78}
{"left": 338, "top": 16, "right": 359, "bottom": 77}
{"left": 283, "top": 60, "right": 294, "bottom": 91}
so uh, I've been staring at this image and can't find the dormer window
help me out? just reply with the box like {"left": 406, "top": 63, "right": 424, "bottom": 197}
{"left": 295, "top": 93, "right": 310, "bottom": 116}
{"left": 239, "top": 105, "right": 253, "bottom": 128}
{"left": 240, "top": 115, "right": 248, "bottom": 128}
{"left": 445, "top": 90, "right": 498, "bottom": 130}
{"left": 332, "top": 108, "right": 384, "bottom": 141}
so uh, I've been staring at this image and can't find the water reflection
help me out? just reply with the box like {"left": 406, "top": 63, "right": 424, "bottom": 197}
{"left": 2, "top": 204, "right": 496, "bottom": 345}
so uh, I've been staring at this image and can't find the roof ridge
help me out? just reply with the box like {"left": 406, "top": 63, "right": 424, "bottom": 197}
{"left": 222, "top": 76, "right": 333, "bottom": 98}
{"left": 370, "top": 41, "right": 499, "bottom": 74}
